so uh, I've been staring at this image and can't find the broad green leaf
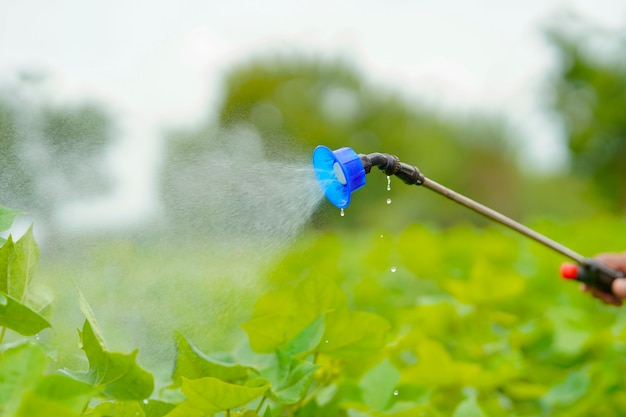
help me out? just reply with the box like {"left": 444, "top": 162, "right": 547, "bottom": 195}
{"left": 163, "top": 402, "right": 205, "bottom": 417}
{"left": 30, "top": 374, "right": 95, "bottom": 412}
{"left": 243, "top": 277, "right": 345, "bottom": 353}
{"left": 263, "top": 349, "right": 317, "bottom": 404}
{"left": 0, "top": 206, "right": 22, "bottom": 232}
{"left": 15, "top": 392, "right": 81, "bottom": 417}
{"left": 453, "top": 396, "right": 487, "bottom": 417}
{"left": 141, "top": 400, "right": 177, "bottom": 417}
{"left": 171, "top": 331, "right": 253, "bottom": 387}
{"left": 180, "top": 376, "right": 269, "bottom": 415}
{"left": 282, "top": 314, "right": 325, "bottom": 356}
{"left": 62, "top": 320, "right": 154, "bottom": 401}
{"left": 445, "top": 259, "right": 525, "bottom": 305}
{"left": 399, "top": 337, "right": 481, "bottom": 387}
{"left": 0, "top": 342, "right": 47, "bottom": 416}
{"left": 77, "top": 288, "right": 107, "bottom": 349}
{"left": 241, "top": 313, "right": 311, "bottom": 353}
{"left": 358, "top": 358, "right": 400, "bottom": 411}
{"left": 0, "top": 235, "right": 15, "bottom": 294}
{"left": 10, "top": 225, "right": 39, "bottom": 301}
{"left": 545, "top": 306, "right": 590, "bottom": 356}
{"left": 296, "top": 276, "right": 348, "bottom": 318}
{"left": 541, "top": 369, "right": 590, "bottom": 408}
{"left": 317, "top": 310, "right": 390, "bottom": 359}
{"left": 231, "top": 411, "right": 260, "bottom": 417}
{"left": 86, "top": 401, "right": 146, "bottom": 417}
{"left": 0, "top": 292, "right": 51, "bottom": 336}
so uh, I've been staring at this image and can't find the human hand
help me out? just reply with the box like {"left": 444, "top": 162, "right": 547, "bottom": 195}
{"left": 581, "top": 252, "right": 626, "bottom": 306}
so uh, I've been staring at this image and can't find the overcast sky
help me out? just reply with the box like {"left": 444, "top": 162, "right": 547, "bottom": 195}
{"left": 1, "top": 0, "right": 624, "bottom": 227}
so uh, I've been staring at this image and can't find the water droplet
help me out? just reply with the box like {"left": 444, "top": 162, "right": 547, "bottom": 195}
{"left": 387, "top": 175, "right": 391, "bottom": 191}
{"left": 325, "top": 339, "right": 329, "bottom": 344}
{"left": 386, "top": 198, "right": 392, "bottom": 205}
{"left": 391, "top": 266, "right": 397, "bottom": 272}
{"left": 143, "top": 399, "right": 149, "bottom": 405}
{"left": 380, "top": 234, "right": 384, "bottom": 238}
{"left": 340, "top": 208, "right": 345, "bottom": 217}
{"left": 393, "top": 389, "right": 399, "bottom": 396}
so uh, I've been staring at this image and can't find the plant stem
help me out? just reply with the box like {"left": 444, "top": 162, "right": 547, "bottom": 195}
{"left": 255, "top": 395, "right": 267, "bottom": 414}
{"left": 0, "top": 327, "right": 6, "bottom": 347}
{"left": 226, "top": 410, "right": 230, "bottom": 417}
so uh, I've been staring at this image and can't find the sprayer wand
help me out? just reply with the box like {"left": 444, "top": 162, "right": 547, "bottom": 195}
{"left": 312, "top": 146, "right": 624, "bottom": 294}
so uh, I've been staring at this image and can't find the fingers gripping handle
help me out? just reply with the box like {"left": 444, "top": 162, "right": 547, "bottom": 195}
{"left": 561, "top": 259, "right": 625, "bottom": 294}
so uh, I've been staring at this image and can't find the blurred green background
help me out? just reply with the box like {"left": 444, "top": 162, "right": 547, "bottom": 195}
{"left": 2, "top": 7, "right": 626, "bottom": 416}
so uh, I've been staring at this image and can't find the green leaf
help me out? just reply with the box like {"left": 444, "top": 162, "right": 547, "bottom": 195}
{"left": 86, "top": 401, "right": 146, "bottom": 417}
{"left": 15, "top": 392, "right": 81, "bottom": 417}
{"left": 317, "top": 310, "right": 390, "bottom": 359}
{"left": 0, "top": 206, "right": 22, "bottom": 232}
{"left": 241, "top": 313, "right": 311, "bottom": 353}
{"left": 10, "top": 225, "right": 39, "bottom": 301}
{"left": 62, "top": 320, "right": 154, "bottom": 401}
{"left": 296, "top": 276, "right": 348, "bottom": 318}
{"left": 0, "top": 235, "right": 15, "bottom": 294}
{"left": 31, "top": 374, "right": 96, "bottom": 411}
{"left": 282, "top": 314, "right": 325, "bottom": 356}
{"left": 14, "top": 374, "right": 95, "bottom": 417}
{"left": 171, "top": 331, "right": 252, "bottom": 387}
{"left": 453, "top": 396, "right": 487, "bottom": 417}
{"left": 163, "top": 402, "right": 205, "bottom": 417}
{"left": 0, "top": 292, "right": 51, "bottom": 336}
{"left": 263, "top": 349, "right": 317, "bottom": 404}
{"left": 141, "top": 400, "right": 177, "bottom": 417}
{"left": 0, "top": 342, "right": 47, "bottom": 416}
{"left": 180, "top": 376, "right": 269, "bottom": 415}
{"left": 541, "top": 369, "right": 590, "bottom": 408}
{"left": 358, "top": 358, "right": 400, "bottom": 411}
{"left": 77, "top": 288, "right": 108, "bottom": 349}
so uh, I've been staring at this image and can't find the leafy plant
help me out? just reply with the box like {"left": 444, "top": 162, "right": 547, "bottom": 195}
{"left": 3, "top": 204, "right": 626, "bottom": 416}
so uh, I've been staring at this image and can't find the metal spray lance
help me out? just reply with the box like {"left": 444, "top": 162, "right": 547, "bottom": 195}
{"left": 312, "top": 145, "right": 624, "bottom": 294}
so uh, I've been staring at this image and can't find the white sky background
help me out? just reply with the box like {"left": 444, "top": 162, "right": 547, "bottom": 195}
{"left": 0, "top": 0, "right": 624, "bottom": 228}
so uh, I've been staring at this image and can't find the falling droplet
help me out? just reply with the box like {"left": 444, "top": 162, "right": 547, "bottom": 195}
{"left": 391, "top": 266, "right": 397, "bottom": 272}
{"left": 380, "top": 234, "right": 384, "bottom": 238}
{"left": 387, "top": 175, "right": 391, "bottom": 191}
{"left": 386, "top": 198, "right": 392, "bottom": 205}
{"left": 393, "top": 389, "right": 399, "bottom": 396}
{"left": 340, "top": 208, "right": 345, "bottom": 217}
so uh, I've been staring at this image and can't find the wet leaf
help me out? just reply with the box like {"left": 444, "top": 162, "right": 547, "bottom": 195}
{"left": 179, "top": 376, "right": 269, "bottom": 415}
{"left": 263, "top": 349, "right": 317, "bottom": 404}
{"left": 62, "top": 319, "right": 154, "bottom": 401}
{"left": 318, "top": 310, "right": 390, "bottom": 359}
{"left": 171, "top": 331, "right": 253, "bottom": 387}
{"left": 0, "top": 292, "right": 51, "bottom": 336}
{"left": 0, "top": 342, "right": 47, "bottom": 416}
{"left": 85, "top": 401, "right": 146, "bottom": 417}
{"left": 358, "top": 358, "right": 400, "bottom": 411}
{"left": 453, "top": 396, "right": 487, "bottom": 417}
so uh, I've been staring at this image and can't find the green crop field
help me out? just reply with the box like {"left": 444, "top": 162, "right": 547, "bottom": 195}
{"left": 3, "top": 204, "right": 626, "bottom": 417}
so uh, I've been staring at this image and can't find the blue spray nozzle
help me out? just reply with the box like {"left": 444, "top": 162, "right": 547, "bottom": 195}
{"left": 312, "top": 146, "right": 366, "bottom": 208}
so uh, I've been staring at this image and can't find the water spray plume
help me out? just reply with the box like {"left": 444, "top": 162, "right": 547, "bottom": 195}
{"left": 312, "top": 145, "right": 624, "bottom": 295}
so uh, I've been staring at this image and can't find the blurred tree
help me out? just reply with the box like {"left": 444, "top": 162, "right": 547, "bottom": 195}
{"left": 0, "top": 80, "right": 115, "bottom": 228}
{"left": 547, "top": 20, "right": 626, "bottom": 211}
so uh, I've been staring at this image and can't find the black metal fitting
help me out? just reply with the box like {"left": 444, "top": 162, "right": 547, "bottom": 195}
{"left": 359, "top": 153, "right": 425, "bottom": 186}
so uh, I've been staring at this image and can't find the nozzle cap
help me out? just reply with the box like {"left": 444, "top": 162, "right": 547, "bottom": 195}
{"left": 312, "top": 146, "right": 366, "bottom": 208}
{"left": 560, "top": 263, "right": 579, "bottom": 280}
